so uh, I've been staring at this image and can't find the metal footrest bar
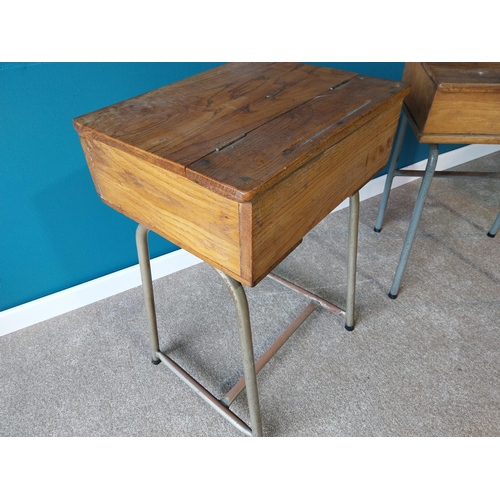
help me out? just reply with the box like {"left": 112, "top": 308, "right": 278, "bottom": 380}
{"left": 269, "top": 191, "right": 359, "bottom": 331}
{"left": 155, "top": 351, "right": 253, "bottom": 437}
{"left": 136, "top": 223, "right": 261, "bottom": 436}
{"left": 267, "top": 273, "right": 345, "bottom": 318}
{"left": 135, "top": 191, "right": 360, "bottom": 436}
{"left": 221, "top": 301, "right": 319, "bottom": 407}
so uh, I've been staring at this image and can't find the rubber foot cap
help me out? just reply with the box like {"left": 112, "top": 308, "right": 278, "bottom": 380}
{"left": 374, "top": 227, "right": 382, "bottom": 233}
{"left": 388, "top": 292, "right": 398, "bottom": 300}
{"left": 345, "top": 324, "right": 354, "bottom": 331}
{"left": 152, "top": 358, "right": 161, "bottom": 365}
{"left": 487, "top": 232, "right": 495, "bottom": 238}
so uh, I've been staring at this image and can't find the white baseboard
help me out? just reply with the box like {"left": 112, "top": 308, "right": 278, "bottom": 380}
{"left": 2, "top": 144, "right": 499, "bottom": 337}
{"left": 1, "top": 251, "right": 203, "bottom": 337}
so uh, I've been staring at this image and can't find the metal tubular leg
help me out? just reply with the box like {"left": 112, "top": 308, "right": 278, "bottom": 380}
{"left": 345, "top": 191, "right": 360, "bottom": 331}
{"left": 389, "top": 144, "right": 440, "bottom": 299}
{"left": 374, "top": 113, "right": 408, "bottom": 232}
{"left": 487, "top": 210, "right": 500, "bottom": 237}
{"left": 214, "top": 270, "right": 263, "bottom": 437}
{"left": 136, "top": 224, "right": 161, "bottom": 364}
{"left": 222, "top": 301, "right": 319, "bottom": 407}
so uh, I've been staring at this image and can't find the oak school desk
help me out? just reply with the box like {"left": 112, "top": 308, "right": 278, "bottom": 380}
{"left": 74, "top": 63, "right": 409, "bottom": 436}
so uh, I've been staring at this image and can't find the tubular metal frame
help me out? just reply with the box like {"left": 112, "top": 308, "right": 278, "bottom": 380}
{"left": 374, "top": 109, "right": 500, "bottom": 299}
{"left": 135, "top": 192, "right": 360, "bottom": 437}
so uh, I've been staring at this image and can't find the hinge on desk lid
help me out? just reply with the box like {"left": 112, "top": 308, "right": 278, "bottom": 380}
{"left": 215, "top": 133, "right": 247, "bottom": 152}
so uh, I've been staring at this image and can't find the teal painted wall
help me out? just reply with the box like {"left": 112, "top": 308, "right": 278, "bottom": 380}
{"left": 1, "top": 62, "right": 462, "bottom": 311}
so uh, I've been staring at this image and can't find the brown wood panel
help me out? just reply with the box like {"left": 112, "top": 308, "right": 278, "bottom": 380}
{"left": 402, "top": 62, "right": 437, "bottom": 132}
{"left": 247, "top": 104, "right": 403, "bottom": 285}
{"left": 238, "top": 202, "right": 253, "bottom": 282}
{"left": 76, "top": 126, "right": 188, "bottom": 177}
{"left": 74, "top": 63, "right": 357, "bottom": 171}
{"left": 404, "top": 103, "right": 500, "bottom": 143}
{"left": 78, "top": 132, "right": 242, "bottom": 279}
{"left": 403, "top": 62, "right": 500, "bottom": 141}
{"left": 75, "top": 63, "right": 411, "bottom": 285}
{"left": 187, "top": 76, "right": 408, "bottom": 201}
{"left": 424, "top": 91, "right": 500, "bottom": 136}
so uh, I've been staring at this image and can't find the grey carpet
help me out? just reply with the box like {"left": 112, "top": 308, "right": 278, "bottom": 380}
{"left": 1, "top": 151, "right": 499, "bottom": 437}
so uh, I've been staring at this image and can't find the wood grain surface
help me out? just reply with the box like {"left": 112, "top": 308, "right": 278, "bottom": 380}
{"left": 74, "top": 63, "right": 356, "bottom": 174}
{"left": 187, "top": 75, "right": 407, "bottom": 201}
{"left": 75, "top": 63, "right": 410, "bottom": 285}
{"left": 79, "top": 132, "right": 242, "bottom": 279}
{"left": 243, "top": 104, "right": 403, "bottom": 284}
{"left": 402, "top": 62, "right": 500, "bottom": 142}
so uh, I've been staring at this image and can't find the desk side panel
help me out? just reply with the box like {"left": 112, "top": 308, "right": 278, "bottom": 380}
{"left": 404, "top": 63, "right": 500, "bottom": 138}
{"left": 248, "top": 104, "right": 403, "bottom": 285}
{"left": 78, "top": 133, "right": 242, "bottom": 279}
{"left": 423, "top": 91, "right": 500, "bottom": 136}
{"left": 402, "top": 62, "right": 437, "bottom": 132}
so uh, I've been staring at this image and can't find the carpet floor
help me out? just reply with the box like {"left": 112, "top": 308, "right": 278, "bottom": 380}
{"left": 1, "top": 151, "right": 499, "bottom": 437}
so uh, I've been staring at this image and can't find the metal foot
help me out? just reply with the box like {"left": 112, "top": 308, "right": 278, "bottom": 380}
{"left": 487, "top": 210, "right": 500, "bottom": 238}
{"left": 374, "top": 112, "right": 408, "bottom": 232}
{"left": 389, "top": 144, "right": 439, "bottom": 298}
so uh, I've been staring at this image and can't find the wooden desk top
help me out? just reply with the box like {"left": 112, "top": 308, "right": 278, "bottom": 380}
{"left": 74, "top": 63, "right": 409, "bottom": 285}
{"left": 421, "top": 63, "right": 500, "bottom": 91}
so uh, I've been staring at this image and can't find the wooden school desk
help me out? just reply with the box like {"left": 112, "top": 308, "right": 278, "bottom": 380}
{"left": 74, "top": 63, "right": 409, "bottom": 436}
{"left": 374, "top": 63, "right": 500, "bottom": 299}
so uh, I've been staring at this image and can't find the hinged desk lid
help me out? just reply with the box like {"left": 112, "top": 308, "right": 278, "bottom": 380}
{"left": 74, "top": 62, "right": 409, "bottom": 202}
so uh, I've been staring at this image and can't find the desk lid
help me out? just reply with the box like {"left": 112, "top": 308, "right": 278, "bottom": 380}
{"left": 74, "top": 62, "right": 409, "bottom": 201}
{"left": 422, "top": 62, "right": 500, "bottom": 93}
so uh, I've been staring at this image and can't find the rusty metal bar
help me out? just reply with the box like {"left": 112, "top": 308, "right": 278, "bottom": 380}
{"left": 221, "top": 301, "right": 319, "bottom": 407}
{"left": 156, "top": 351, "right": 252, "bottom": 436}
{"left": 267, "top": 273, "right": 345, "bottom": 317}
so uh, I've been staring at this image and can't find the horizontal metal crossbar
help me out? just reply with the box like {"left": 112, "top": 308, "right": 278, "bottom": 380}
{"left": 221, "top": 272, "right": 350, "bottom": 407}
{"left": 267, "top": 272, "right": 346, "bottom": 317}
{"left": 221, "top": 301, "right": 319, "bottom": 406}
{"left": 156, "top": 351, "right": 252, "bottom": 436}
{"left": 136, "top": 191, "right": 360, "bottom": 436}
